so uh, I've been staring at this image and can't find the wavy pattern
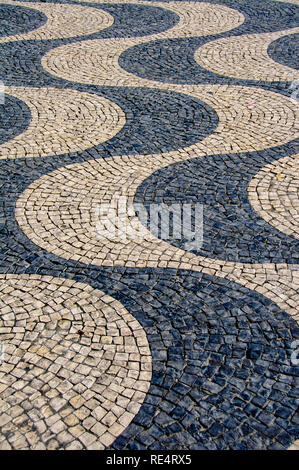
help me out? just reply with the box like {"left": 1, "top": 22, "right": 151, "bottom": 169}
{"left": 15, "top": 148, "right": 299, "bottom": 319}
{"left": 0, "top": 0, "right": 298, "bottom": 451}
{"left": 41, "top": 1, "right": 244, "bottom": 84}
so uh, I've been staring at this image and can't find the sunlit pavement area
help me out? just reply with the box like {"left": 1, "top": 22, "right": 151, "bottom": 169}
{"left": 0, "top": 0, "right": 299, "bottom": 450}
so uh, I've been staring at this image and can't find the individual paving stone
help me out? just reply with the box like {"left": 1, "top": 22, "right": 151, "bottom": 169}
{"left": 268, "top": 32, "right": 299, "bottom": 70}
{"left": 0, "top": 1, "right": 114, "bottom": 42}
{"left": 248, "top": 154, "right": 299, "bottom": 239}
{"left": 0, "top": 275, "right": 152, "bottom": 449}
{"left": 288, "top": 439, "right": 299, "bottom": 450}
{"left": 0, "top": 87, "right": 126, "bottom": 159}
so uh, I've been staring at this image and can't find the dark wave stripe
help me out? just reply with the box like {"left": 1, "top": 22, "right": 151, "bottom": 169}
{"left": 0, "top": 3, "right": 47, "bottom": 37}
{"left": 105, "top": 268, "right": 299, "bottom": 450}
{"left": 0, "top": 94, "right": 31, "bottom": 144}
{"left": 134, "top": 141, "right": 299, "bottom": 264}
{"left": 268, "top": 33, "right": 299, "bottom": 70}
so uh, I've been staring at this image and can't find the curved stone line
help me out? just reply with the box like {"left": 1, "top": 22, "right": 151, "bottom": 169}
{"left": 0, "top": 1, "right": 114, "bottom": 42}
{"left": 2, "top": 86, "right": 218, "bottom": 157}
{"left": 62, "top": 0, "right": 298, "bottom": 86}
{"left": 90, "top": 2, "right": 180, "bottom": 38}
{"left": 248, "top": 154, "right": 299, "bottom": 239}
{"left": 15, "top": 152, "right": 299, "bottom": 320}
{"left": 70, "top": 0, "right": 299, "bottom": 35}
{"left": 160, "top": 85, "right": 299, "bottom": 155}
{"left": 0, "top": 274, "right": 152, "bottom": 450}
{"left": 194, "top": 28, "right": 299, "bottom": 81}
{"left": 0, "top": 87, "right": 126, "bottom": 159}
{"left": 41, "top": 36, "right": 242, "bottom": 89}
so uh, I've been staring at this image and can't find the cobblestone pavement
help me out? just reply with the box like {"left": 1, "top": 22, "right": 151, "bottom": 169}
{"left": 0, "top": 0, "right": 298, "bottom": 451}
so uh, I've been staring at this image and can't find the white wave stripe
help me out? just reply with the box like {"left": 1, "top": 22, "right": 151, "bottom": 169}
{"left": 0, "top": 87, "right": 126, "bottom": 159}
{"left": 248, "top": 154, "right": 299, "bottom": 239}
{"left": 194, "top": 28, "right": 299, "bottom": 81}
{"left": 0, "top": 274, "right": 152, "bottom": 450}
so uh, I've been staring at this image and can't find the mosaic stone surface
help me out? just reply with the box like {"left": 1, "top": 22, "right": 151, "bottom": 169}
{"left": 134, "top": 149, "right": 299, "bottom": 264}
{"left": 0, "top": 87, "right": 126, "bottom": 158}
{"left": 194, "top": 29, "right": 299, "bottom": 81}
{"left": 267, "top": 33, "right": 299, "bottom": 70}
{"left": 0, "top": 95, "right": 31, "bottom": 145}
{"left": 248, "top": 154, "right": 299, "bottom": 239}
{"left": 0, "top": 3, "right": 46, "bottom": 37}
{"left": 0, "top": 275, "right": 151, "bottom": 450}
{"left": 0, "top": 0, "right": 298, "bottom": 451}
{"left": 0, "top": 1, "right": 114, "bottom": 42}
